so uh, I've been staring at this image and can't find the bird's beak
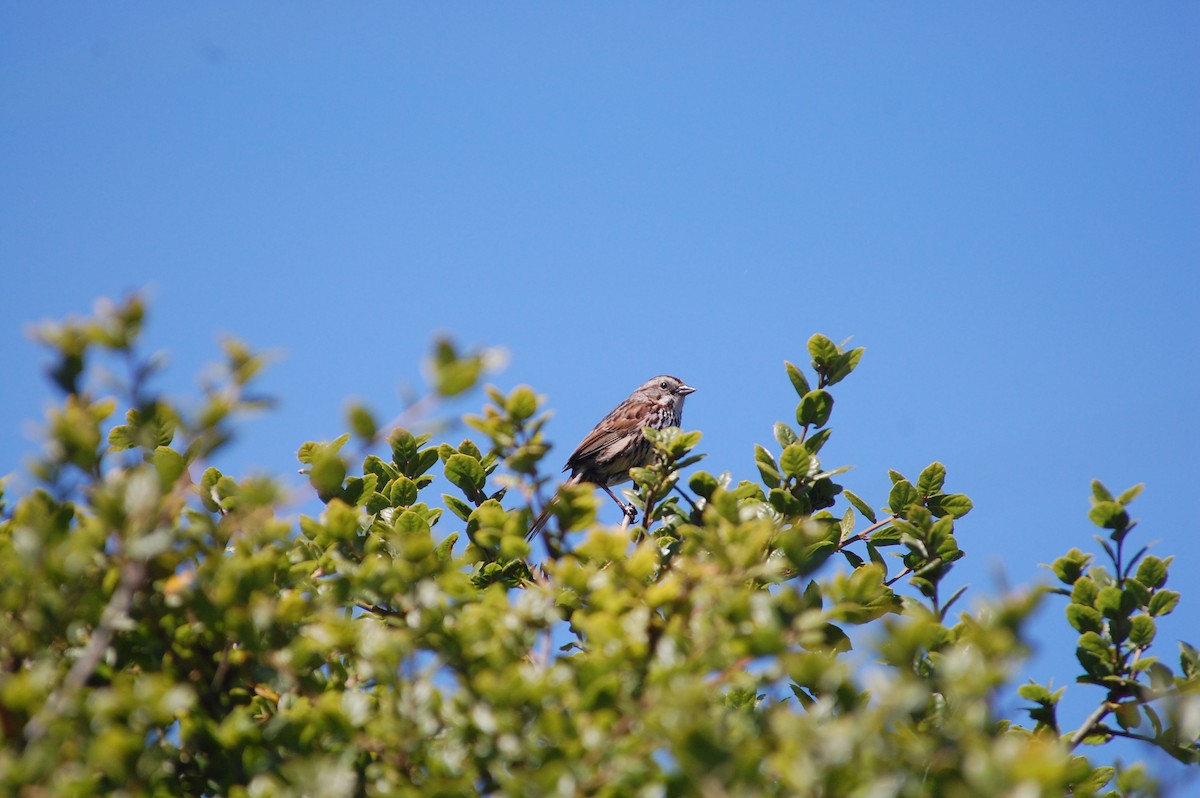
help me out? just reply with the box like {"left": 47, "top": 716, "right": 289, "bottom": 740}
{"left": 678, "top": 384, "right": 696, "bottom": 396}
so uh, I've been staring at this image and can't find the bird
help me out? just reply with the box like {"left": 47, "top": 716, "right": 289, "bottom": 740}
{"left": 528, "top": 375, "right": 695, "bottom": 541}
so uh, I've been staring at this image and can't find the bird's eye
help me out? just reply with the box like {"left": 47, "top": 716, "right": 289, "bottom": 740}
{"left": 660, "top": 381, "right": 668, "bottom": 390}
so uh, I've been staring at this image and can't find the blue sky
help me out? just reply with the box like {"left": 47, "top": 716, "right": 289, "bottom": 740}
{"left": 3, "top": 3, "right": 1198, "bottom": 782}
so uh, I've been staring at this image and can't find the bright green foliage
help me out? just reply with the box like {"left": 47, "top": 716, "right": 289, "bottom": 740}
{"left": 1, "top": 297, "right": 1196, "bottom": 797}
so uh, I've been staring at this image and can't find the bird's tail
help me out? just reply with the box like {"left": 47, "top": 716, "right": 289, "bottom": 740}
{"left": 526, "top": 474, "right": 579, "bottom": 541}
{"left": 526, "top": 503, "right": 554, "bottom": 541}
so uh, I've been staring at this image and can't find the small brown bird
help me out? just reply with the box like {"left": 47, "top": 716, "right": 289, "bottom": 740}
{"left": 528, "top": 375, "right": 695, "bottom": 540}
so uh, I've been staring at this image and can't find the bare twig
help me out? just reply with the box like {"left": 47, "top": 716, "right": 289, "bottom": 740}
{"left": 1068, "top": 701, "right": 1113, "bottom": 750}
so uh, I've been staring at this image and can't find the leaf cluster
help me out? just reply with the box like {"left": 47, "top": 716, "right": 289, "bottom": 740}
{"left": 0, "top": 299, "right": 1194, "bottom": 797}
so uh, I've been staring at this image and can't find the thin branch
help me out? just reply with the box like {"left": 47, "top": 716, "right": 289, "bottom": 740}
{"left": 839, "top": 515, "right": 897, "bottom": 549}
{"left": 1068, "top": 701, "right": 1113, "bottom": 750}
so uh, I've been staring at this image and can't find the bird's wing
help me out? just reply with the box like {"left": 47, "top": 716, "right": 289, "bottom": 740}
{"left": 563, "top": 399, "right": 642, "bottom": 474}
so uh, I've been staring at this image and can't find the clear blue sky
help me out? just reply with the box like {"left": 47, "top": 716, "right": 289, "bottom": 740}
{"left": 3, "top": 3, "right": 1198, "bottom": 782}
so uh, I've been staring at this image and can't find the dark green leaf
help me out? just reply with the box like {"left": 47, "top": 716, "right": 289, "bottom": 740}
{"left": 784, "top": 361, "right": 810, "bottom": 398}
{"left": 887, "top": 480, "right": 919, "bottom": 514}
{"left": 842, "top": 489, "right": 876, "bottom": 524}
{"left": 927, "top": 493, "right": 973, "bottom": 519}
{"left": 1076, "top": 632, "right": 1113, "bottom": 676}
{"left": 825, "top": 347, "right": 865, "bottom": 387}
{"left": 1181, "top": 642, "right": 1200, "bottom": 680}
{"left": 1136, "top": 556, "right": 1168, "bottom": 590}
{"left": 1096, "top": 586, "right": 1127, "bottom": 618}
{"left": 689, "top": 471, "right": 719, "bottom": 499}
{"left": 797, "top": 390, "right": 834, "bottom": 428}
{"left": 754, "top": 445, "right": 782, "bottom": 489}
{"left": 1066, "top": 604, "right": 1104, "bottom": 634}
{"left": 802, "top": 428, "right": 832, "bottom": 455}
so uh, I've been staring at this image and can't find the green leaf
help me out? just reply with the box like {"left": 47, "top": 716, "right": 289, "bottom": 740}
{"left": 807, "top": 334, "right": 838, "bottom": 368}
{"left": 1135, "top": 556, "right": 1168, "bottom": 590}
{"left": 843, "top": 490, "right": 876, "bottom": 524}
{"left": 773, "top": 422, "right": 798, "bottom": 448}
{"left": 779, "top": 444, "right": 812, "bottom": 479}
{"left": 1129, "top": 615, "right": 1156, "bottom": 648}
{"left": 802, "top": 428, "right": 832, "bottom": 456}
{"left": 887, "top": 480, "right": 919, "bottom": 514}
{"left": 1070, "top": 576, "right": 1098, "bottom": 605}
{"left": 1076, "top": 632, "right": 1113, "bottom": 676}
{"left": 391, "top": 429, "right": 418, "bottom": 467}
{"left": 769, "top": 487, "right": 807, "bottom": 517}
{"left": 1017, "top": 683, "right": 1052, "bottom": 703}
{"left": 1052, "top": 549, "right": 1092, "bottom": 586}
{"left": 754, "top": 445, "right": 782, "bottom": 489}
{"left": 444, "top": 454, "right": 486, "bottom": 497}
{"left": 1088, "top": 501, "right": 1129, "bottom": 530}
{"left": 814, "top": 623, "right": 851, "bottom": 653}
{"left": 1148, "top": 590, "right": 1180, "bottom": 617}
{"left": 434, "top": 532, "right": 458, "bottom": 561}
{"left": 784, "top": 361, "right": 811, "bottom": 398}
{"left": 1091, "top": 480, "right": 1114, "bottom": 502}
{"left": 1123, "top": 576, "right": 1150, "bottom": 609}
{"left": 916, "top": 462, "right": 946, "bottom": 498}
{"left": 389, "top": 476, "right": 418, "bottom": 507}
{"left": 1096, "top": 586, "right": 1128, "bottom": 618}
{"left": 1181, "top": 642, "right": 1200, "bottom": 680}
{"left": 1066, "top": 604, "right": 1103, "bottom": 634}
{"left": 825, "top": 347, "right": 865, "bottom": 387}
{"left": 153, "top": 446, "right": 186, "bottom": 489}
{"left": 310, "top": 449, "right": 347, "bottom": 501}
{"left": 927, "top": 493, "right": 973, "bottom": 519}
{"left": 347, "top": 404, "right": 378, "bottom": 440}
{"left": 1114, "top": 701, "right": 1141, "bottom": 732}
{"left": 797, "top": 390, "right": 834, "bottom": 428}
{"left": 430, "top": 338, "right": 482, "bottom": 397}
{"left": 442, "top": 494, "right": 474, "bottom": 522}
{"left": 199, "top": 467, "right": 223, "bottom": 512}
{"left": 689, "top": 471, "right": 719, "bottom": 499}
{"left": 1117, "top": 483, "right": 1145, "bottom": 506}
{"left": 413, "top": 448, "right": 441, "bottom": 478}
{"left": 108, "top": 425, "right": 134, "bottom": 450}
{"left": 506, "top": 386, "right": 538, "bottom": 422}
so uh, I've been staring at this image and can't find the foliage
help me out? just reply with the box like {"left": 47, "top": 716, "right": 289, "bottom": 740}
{"left": 1, "top": 296, "right": 1196, "bottom": 797}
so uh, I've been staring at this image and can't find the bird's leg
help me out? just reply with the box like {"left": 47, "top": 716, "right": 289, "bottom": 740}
{"left": 600, "top": 484, "right": 638, "bottom": 523}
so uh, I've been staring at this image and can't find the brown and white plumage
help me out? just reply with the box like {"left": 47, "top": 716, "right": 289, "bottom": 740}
{"left": 528, "top": 375, "right": 695, "bottom": 541}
